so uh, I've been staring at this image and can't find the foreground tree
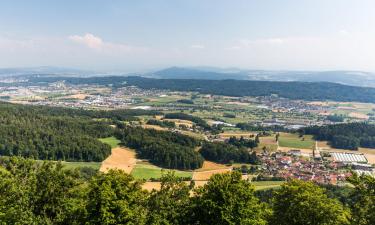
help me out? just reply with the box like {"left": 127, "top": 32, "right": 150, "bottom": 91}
{"left": 190, "top": 172, "right": 270, "bottom": 225}
{"left": 0, "top": 157, "right": 84, "bottom": 225}
{"left": 347, "top": 174, "right": 375, "bottom": 225}
{"left": 146, "top": 172, "right": 192, "bottom": 225}
{"left": 85, "top": 170, "right": 147, "bottom": 225}
{"left": 270, "top": 179, "right": 350, "bottom": 225}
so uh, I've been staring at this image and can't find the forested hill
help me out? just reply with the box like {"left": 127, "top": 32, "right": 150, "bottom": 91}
{"left": 0, "top": 102, "right": 159, "bottom": 162}
{"left": 123, "top": 77, "right": 375, "bottom": 103}
{"left": 29, "top": 76, "right": 375, "bottom": 103}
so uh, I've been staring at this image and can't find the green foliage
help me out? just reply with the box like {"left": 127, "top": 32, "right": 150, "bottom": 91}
{"left": 85, "top": 170, "right": 147, "bottom": 225}
{"left": 164, "top": 113, "right": 210, "bottom": 130}
{"left": 176, "top": 99, "right": 194, "bottom": 104}
{"left": 302, "top": 123, "right": 375, "bottom": 150}
{"left": 146, "top": 119, "right": 175, "bottom": 128}
{"left": 270, "top": 179, "right": 350, "bottom": 225}
{"left": 1, "top": 159, "right": 375, "bottom": 225}
{"left": 0, "top": 102, "right": 113, "bottom": 162}
{"left": 228, "top": 136, "right": 258, "bottom": 149}
{"left": 236, "top": 123, "right": 288, "bottom": 132}
{"left": 191, "top": 172, "right": 270, "bottom": 225}
{"left": 98, "top": 136, "right": 121, "bottom": 148}
{"left": 146, "top": 172, "right": 192, "bottom": 225}
{"left": 347, "top": 174, "right": 375, "bottom": 225}
{"left": 326, "top": 114, "right": 345, "bottom": 122}
{"left": 115, "top": 126, "right": 204, "bottom": 170}
{"left": 200, "top": 141, "right": 258, "bottom": 164}
{"left": 0, "top": 157, "right": 86, "bottom": 225}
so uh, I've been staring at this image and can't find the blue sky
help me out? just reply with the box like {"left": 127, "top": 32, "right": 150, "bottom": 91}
{"left": 0, "top": 0, "right": 374, "bottom": 72}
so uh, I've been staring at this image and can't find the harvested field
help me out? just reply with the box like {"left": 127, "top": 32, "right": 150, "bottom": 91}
{"left": 192, "top": 161, "right": 232, "bottom": 181}
{"left": 163, "top": 119, "right": 193, "bottom": 128}
{"left": 61, "top": 94, "right": 88, "bottom": 100}
{"left": 194, "top": 161, "right": 228, "bottom": 172}
{"left": 99, "top": 147, "right": 137, "bottom": 174}
{"left": 226, "top": 101, "right": 249, "bottom": 106}
{"left": 348, "top": 112, "right": 369, "bottom": 119}
{"left": 260, "top": 136, "right": 277, "bottom": 145}
{"left": 142, "top": 124, "right": 168, "bottom": 131}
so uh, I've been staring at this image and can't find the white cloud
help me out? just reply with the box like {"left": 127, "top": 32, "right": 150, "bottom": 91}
{"left": 68, "top": 33, "right": 148, "bottom": 53}
{"left": 68, "top": 33, "right": 103, "bottom": 49}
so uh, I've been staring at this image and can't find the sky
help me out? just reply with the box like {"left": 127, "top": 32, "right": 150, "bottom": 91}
{"left": 0, "top": 0, "right": 374, "bottom": 72}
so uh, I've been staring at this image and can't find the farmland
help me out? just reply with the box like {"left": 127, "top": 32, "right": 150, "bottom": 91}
{"left": 99, "top": 136, "right": 121, "bottom": 148}
{"left": 131, "top": 163, "right": 193, "bottom": 180}
{"left": 278, "top": 133, "right": 315, "bottom": 149}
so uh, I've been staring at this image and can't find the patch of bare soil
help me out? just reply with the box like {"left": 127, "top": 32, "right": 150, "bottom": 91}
{"left": 99, "top": 147, "right": 137, "bottom": 174}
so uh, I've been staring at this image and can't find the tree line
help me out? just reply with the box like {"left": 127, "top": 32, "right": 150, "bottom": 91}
{"left": 146, "top": 119, "right": 175, "bottom": 128}
{"left": 301, "top": 123, "right": 375, "bottom": 150}
{"left": 1, "top": 156, "right": 374, "bottom": 225}
{"left": 164, "top": 113, "right": 211, "bottom": 130}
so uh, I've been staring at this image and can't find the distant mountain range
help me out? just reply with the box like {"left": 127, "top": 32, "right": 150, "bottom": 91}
{"left": 149, "top": 67, "right": 375, "bottom": 88}
{"left": 1, "top": 66, "right": 375, "bottom": 87}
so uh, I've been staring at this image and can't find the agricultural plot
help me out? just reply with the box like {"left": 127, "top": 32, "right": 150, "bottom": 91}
{"left": 252, "top": 181, "right": 285, "bottom": 190}
{"left": 100, "top": 147, "right": 137, "bottom": 174}
{"left": 278, "top": 133, "right": 314, "bottom": 149}
{"left": 192, "top": 161, "right": 232, "bottom": 181}
{"left": 62, "top": 161, "right": 101, "bottom": 170}
{"left": 98, "top": 136, "right": 121, "bottom": 148}
{"left": 131, "top": 163, "right": 192, "bottom": 180}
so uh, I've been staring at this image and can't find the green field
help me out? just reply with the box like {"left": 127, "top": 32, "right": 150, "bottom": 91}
{"left": 278, "top": 133, "right": 314, "bottom": 149}
{"left": 98, "top": 136, "right": 121, "bottom": 148}
{"left": 61, "top": 161, "right": 102, "bottom": 170}
{"left": 252, "top": 181, "right": 285, "bottom": 190}
{"left": 131, "top": 163, "right": 193, "bottom": 180}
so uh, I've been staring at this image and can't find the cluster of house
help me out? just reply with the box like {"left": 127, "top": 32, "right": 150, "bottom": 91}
{"left": 257, "top": 149, "right": 374, "bottom": 185}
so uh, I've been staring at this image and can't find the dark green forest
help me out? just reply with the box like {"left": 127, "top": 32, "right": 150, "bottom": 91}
{"left": 0, "top": 103, "right": 112, "bottom": 161}
{"left": 0, "top": 103, "right": 158, "bottom": 162}
{"left": 301, "top": 123, "right": 375, "bottom": 150}
{"left": 114, "top": 126, "right": 204, "bottom": 170}
{"left": 0, "top": 157, "right": 374, "bottom": 225}
{"left": 28, "top": 76, "right": 375, "bottom": 103}
{"left": 200, "top": 138, "right": 258, "bottom": 164}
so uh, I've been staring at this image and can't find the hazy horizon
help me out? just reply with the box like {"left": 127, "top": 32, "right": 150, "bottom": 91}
{"left": 1, "top": 0, "right": 374, "bottom": 72}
